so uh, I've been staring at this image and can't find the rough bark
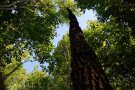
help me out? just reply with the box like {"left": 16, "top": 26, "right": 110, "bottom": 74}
{"left": 68, "top": 9, "right": 113, "bottom": 90}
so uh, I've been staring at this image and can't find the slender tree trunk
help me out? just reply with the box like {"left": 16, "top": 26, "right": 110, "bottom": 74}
{"left": 0, "top": 71, "right": 6, "bottom": 90}
{"left": 0, "top": 61, "right": 7, "bottom": 90}
{"left": 68, "top": 9, "right": 113, "bottom": 90}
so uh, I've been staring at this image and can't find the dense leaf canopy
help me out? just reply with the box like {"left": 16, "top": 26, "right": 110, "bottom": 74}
{"left": 0, "top": 0, "right": 60, "bottom": 64}
{"left": 76, "top": 0, "right": 135, "bottom": 35}
{"left": 0, "top": 0, "right": 135, "bottom": 90}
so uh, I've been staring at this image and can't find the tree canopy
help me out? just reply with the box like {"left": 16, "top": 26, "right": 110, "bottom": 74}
{"left": 76, "top": 0, "right": 135, "bottom": 35}
{"left": 0, "top": 0, "right": 78, "bottom": 89}
{"left": 0, "top": 0, "right": 135, "bottom": 90}
{"left": 0, "top": 0, "right": 59, "bottom": 64}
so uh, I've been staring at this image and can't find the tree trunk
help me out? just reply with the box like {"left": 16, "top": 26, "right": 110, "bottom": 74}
{"left": 0, "top": 71, "right": 6, "bottom": 90}
{"left": 68, "top": 9, "right": 113, "bottom": 90}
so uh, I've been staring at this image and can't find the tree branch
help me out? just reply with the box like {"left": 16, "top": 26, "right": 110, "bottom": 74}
{"left": 0, "top": 0, "right": 23, "bottom": 8}
{"left": 0, "top": 0, "right": 24, "bottom": 10}
{"left": 3, "top": 59, "right": 33, "bottom": 80}
{"left": 0, "top": 7, "right": 16, "bottom": 10}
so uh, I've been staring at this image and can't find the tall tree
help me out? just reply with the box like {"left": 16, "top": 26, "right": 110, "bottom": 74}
{"left": 49, "top": 20, "right": 135, "bottom": 90}
{"left": 68, "top": 9, "right": 112, "bottom": 90}
{"left": 22, "top": 65, "right": 51, "bottom": 90}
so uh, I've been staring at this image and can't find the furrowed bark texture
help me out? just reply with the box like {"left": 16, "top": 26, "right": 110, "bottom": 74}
{"left": 68, "top": 9, "right": 113, "bottom": 90}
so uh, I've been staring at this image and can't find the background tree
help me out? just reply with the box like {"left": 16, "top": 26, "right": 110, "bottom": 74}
{"left": 0, "top": 0, "right": 79, "bottom": 89}
{"left": 0, "top": 57, "right": 28, "bottom": 90}
{"left": 0, "top": 0, "right": 78, "bottom": 73}
{"left": 5, "top": 61, "right": 28, "bottom": 90}
{"left": 47, "top": 33, "right": 71, "bottom": 90}
{"left": 23, "top": 66, "right": 47, "bottom": 90}
{"left": 0, "top": 0, "right": 74, "bottom": 88}
{"left": 85, "top": 20, "right": 135, "bottom": 89}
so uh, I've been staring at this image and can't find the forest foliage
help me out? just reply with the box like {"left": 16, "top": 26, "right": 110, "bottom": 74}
{"left": 0, "top": 0, "right": 135, "bottom": 90}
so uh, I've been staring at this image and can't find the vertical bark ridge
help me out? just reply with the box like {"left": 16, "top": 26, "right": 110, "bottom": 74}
{"left": 68, "top": 9, "right": 113, "bottom": 90}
